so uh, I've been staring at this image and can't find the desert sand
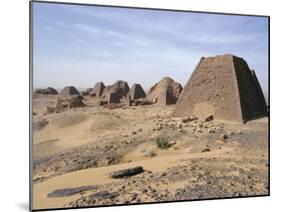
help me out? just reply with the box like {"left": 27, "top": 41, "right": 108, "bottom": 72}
{"left": 32, "top": 94, "right": 268, "bottom": 210}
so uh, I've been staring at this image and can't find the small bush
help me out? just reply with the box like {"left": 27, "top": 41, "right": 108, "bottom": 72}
{"left": 156, "top": 137, "right": 172, "bottom": 149}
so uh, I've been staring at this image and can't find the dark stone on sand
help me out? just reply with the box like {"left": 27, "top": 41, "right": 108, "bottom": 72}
{"left": 47, "top": 185, "right": 98, "bottom": 197}
{"left": 110, "top": 166, "right": 144, "bottom": 178}
{"left": 88, "top": 191, "right": 118, "bottom": 200}
{"left": 221, "top": 133, "right": 228, "bottom": 140}
{"left": 204, "top": 115, "right": 214, "bottom": 122}
{"left": 182, "top": 117, "right": 198, "bottom": 123}
{"left": 201, "top": 148, "right": 211, "bottom": 153}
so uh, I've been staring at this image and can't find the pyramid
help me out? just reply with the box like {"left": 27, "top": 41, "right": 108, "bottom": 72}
{"left": 145, "top": 77, "right": 182, "bottom": 106}
{"left": 102, "top": 80, "right": 130, "bottom": 100}
{"left": 34, "top": 87, "right": 58, "bottom": 95}
{"left": 128, "top": 83, "right": 146, "bottom": 100}
{"left": 60, "top": 86, "right": 80, "bottom": 97}
{"left": 46, "top": 87, "right": 58, "bottom": 94}
{"left": 90, "top": 82, "right": 105, "bottom": 97}
{"left": 173, "top": 54, "right": 267, "bottom": 122}
{"left": 101, "top": 80, "right": 130, "bottom": 104}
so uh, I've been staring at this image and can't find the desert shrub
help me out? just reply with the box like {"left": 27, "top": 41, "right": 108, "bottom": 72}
{"left": 156, "top": 137, "right": 172, "bottom": 149}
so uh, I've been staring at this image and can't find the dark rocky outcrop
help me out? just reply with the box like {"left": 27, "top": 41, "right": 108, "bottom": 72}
{"left": 109, "top": 166, "right": 144, "bottom": 178}
{"left": 48, "top": 185, "right": 98, "bottom": 197}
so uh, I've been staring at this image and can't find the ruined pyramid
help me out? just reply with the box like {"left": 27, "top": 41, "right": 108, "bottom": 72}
{"left": 128, "top": 83, "right": 146, "bottom": 100}
{"left": 173, "top": 54, "right": 267, "bottom": 122}
{"left": 90, "top": 82, "right": 105, "bottom": 97}
{"left": 145, "top": 77, "right": 182, "bottom": 106}
{"left": 60, "top": 86, "right": 80, "bottom": 97}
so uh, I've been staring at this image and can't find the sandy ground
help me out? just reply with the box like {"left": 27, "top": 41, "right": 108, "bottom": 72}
{"left": 32, "top": 95, "right": 269, "bottom": 210}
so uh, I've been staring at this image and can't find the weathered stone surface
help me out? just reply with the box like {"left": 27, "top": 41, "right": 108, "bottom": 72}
{"left": 100, "top": 80, "right": 130, "bottom": 104}
{"left": 106, "top": 92, "right": 119, "bottom": 104}
{"left": 48, "top": 185, "right": 98, "bottom": 197}
{"left": 128, "top": 83, "right": 146, "bottom": 100}
{"left": 110, "top": 166, "right": 144, "bottom": 178}
{"left": 145, "top": 77, "right": 182, "bottom": 106}
{"left": 90, "top": 82, "right": 105, "bottom": 97}
{"left": 68, "top": 96, "right": 86, "bottom": 108}
{"left": 173, "top": 54, "right": 267, "bottom": 122}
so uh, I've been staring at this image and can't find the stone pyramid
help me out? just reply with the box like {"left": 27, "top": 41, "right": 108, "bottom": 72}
{"left": 60, "top": 86, "right": 80, "bottom": 97}
{"left": 101, "top": 80, "right": 130, "bottom": 104}
{"left": 145, "top": 77, "right": 182, "bottom": 106}
{"left": 90, "top": 82, "right": 105, "bottom": 97}
{"left": 173, "top": 54, "right": 267, "bottom": 122}
{"left": 128, "top": 83, "right": 146, "bottom": 100}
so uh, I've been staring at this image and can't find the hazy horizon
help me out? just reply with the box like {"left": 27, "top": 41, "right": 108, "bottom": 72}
{"left": 33, "top": 2, "right": 269, "bottom": 95}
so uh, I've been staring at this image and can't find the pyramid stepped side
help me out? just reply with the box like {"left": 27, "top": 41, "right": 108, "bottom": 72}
{"left": 233, "top": 57, "right": 267, "bottom": 121}
{"left": 174, "top": 55, "right": 243, "bottom": 121}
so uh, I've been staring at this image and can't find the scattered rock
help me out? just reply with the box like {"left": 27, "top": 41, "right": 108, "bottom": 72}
{"left": 178, "top": 129, "right": 184, "bottom": 133}
{"left": 125, "top": 140, "right": 132, "bottom": 144}
{"left": 208, "top": 128, "right": 215, "bottom": 133}
{"left": 110, "top": 166, "right": 144, "bottom": 178}
{"left": 160, "top": 172, "right": 167, "bottom": 177}
{"left": 201, "top": 148, "right": 211, "bottom": 153}
{"left": 204, "top": 115, "right": 214, "bottom": 122}
{"left": 157, "top": 126, "right": 162, "bottom": 130}
{"left": 221, "top": 133, "right": 228, "bottom": 140}
{"left": 182, "top": 117, "right": 198, "bottom": 123}
{"left": 88, "top": 191, "right": 118, "bottom": 200}
{"left": 169, "top": 140, "right": 176, "bottom": 145}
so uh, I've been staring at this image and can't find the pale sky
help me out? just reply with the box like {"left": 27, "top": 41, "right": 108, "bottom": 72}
{"left": 33, "top": 2, "right": 269, "bottom": 95}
